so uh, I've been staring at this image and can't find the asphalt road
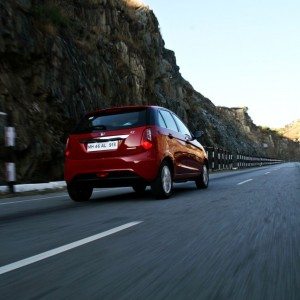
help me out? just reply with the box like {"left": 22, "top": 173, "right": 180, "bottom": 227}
{"left": 0, "top": 163, "right": 299, "bottom": 300}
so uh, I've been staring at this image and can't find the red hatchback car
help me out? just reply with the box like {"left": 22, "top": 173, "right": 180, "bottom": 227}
{"left": 64, "top": 106, "right": 209, "bottom": 201}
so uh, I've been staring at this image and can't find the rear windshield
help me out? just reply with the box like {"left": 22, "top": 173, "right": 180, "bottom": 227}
{"left": 73, "top": 109, "right": 148, "bottom": 133}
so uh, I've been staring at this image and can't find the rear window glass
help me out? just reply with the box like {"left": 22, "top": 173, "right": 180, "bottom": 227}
{"left": 73, "top": 109, "right": 147, "bottom": 133}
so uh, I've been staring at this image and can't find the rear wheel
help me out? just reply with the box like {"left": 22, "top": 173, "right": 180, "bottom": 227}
{"left": 67, "top": 183, "right": 93, "bottom": 202}
{"left": 132, "top": 183, "right": 147, "bottom": 194}
{"left": 151, "top": 162, "right": 173, "bottom": 199}
{"left": 195, "top": 165, "right": 209, "bottom": 189}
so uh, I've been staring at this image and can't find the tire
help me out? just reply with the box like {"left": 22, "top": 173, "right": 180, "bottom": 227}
{"left": 195, "top": 164, "right": 209, "bottom": 189}
{"left": 151, "top": 162, "right": 173, "bottom": 199}
{"left": 132, "top": 183, "right": 147, "bottom": 194}
{"left": 67, "top": 183, "right": 93, "bottom": 202}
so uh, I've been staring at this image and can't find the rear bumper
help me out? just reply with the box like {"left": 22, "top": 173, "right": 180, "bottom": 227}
{"left": 64, "top": 153, "right": 159, "bottom": 187}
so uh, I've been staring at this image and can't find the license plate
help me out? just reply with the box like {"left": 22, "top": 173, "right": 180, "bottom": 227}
{"left": 87, "top": 141, "right": 118, "bottom": 152}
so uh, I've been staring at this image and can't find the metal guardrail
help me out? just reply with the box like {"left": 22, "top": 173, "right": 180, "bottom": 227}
{"left": 204, "top": 146, "right": 283, "bottom": 171}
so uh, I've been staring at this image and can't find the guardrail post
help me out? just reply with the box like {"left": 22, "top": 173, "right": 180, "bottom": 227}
{"left": 226, "top": 151, "right": 229, "bottom": 169}
{"left": 5, "top": 111, "right": 16, "bottom": 193}
{"left": 222, "top": 149, "right": 225, "bottom": 169}
{"left": 210, "top": 147, "right": 213, "bottom": 171}
{"left": 206, "top": 147, "right": 210, "bottom": 170}
{"left": 228, "top": 152, "right": 230, "bottom": 169}
{"left": 222, "top": 149, "right": 225, "bottom": 170}
{"left": 0, "top": 112, "right": 6, "bottom": 187}
{"left": 205, "top": 147, "right": 212, "bottom": 171}
{"left": 212, "top": 147, "right": 215, "bottom": 170}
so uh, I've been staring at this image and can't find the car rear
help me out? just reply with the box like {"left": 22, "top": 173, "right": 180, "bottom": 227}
{"left": 64, "top": 106, "right": 160, "bottom": 196}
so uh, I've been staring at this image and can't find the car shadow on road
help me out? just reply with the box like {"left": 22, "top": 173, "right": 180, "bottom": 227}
{"left": 89, "top": 189, "right": 156, "bottom": 204}
{"left": 89, "top": 184, "right": 208, "bottom": 204}
{"left": 0, "top": 185, "right": 210, "bottom": 224}
{"left": 0, "top": 190, "right": 153, "bottom": 224}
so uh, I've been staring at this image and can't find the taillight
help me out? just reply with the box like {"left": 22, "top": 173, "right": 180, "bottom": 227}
{"left": 65, "top": 138, "right": 70, "bottom": 158}
{"left": 141, "top": 128, "right": 153, "bottom": 150}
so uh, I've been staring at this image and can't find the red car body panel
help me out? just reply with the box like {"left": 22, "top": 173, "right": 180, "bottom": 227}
{"left": 65, "top": 125, "right": 160, "bottom": 182}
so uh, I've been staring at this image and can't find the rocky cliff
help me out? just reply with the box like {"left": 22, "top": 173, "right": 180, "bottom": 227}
{"left": 216, "top": 107, "right": 300, "bottom": 161}
{"left": 0, "top": 0, "right": 299, "bottom": 182}
{"left": 277, "top": 120, "right": 300, "bottom": 142}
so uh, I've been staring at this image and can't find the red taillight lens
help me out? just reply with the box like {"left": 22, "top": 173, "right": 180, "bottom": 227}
{"left": 65, "top": 138, "right": 70, "bottom": 157}
{"left": 141, "top": 128, "right": 153, "bottom": 150}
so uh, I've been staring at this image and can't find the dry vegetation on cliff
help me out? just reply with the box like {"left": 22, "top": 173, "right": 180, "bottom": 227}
{"left": 277, "top": 120, "right": 300, "bottom": 142}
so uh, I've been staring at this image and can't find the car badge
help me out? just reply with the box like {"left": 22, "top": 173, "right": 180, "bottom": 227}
{"left": 100, "top": 132, "right": 105, "bottom": 136}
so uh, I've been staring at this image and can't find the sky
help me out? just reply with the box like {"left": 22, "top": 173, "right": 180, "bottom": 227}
{"left": 144, "top": 0, "right": 300, "bottom": 128}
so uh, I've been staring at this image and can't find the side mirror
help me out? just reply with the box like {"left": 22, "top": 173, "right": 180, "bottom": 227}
{"left": 193, "top": 130, "right": 204, "bottom": 140}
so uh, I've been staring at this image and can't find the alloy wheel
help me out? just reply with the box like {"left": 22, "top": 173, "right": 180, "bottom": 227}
{"left": 162, "top": 165, "right": 172, "bottom": 194}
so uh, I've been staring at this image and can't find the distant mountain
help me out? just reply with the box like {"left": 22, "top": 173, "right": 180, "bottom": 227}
{"left": 277, "top": 120, "right": 300, "bottom": 142}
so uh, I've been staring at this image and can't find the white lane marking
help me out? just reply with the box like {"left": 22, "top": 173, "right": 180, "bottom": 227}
{"left": 237, "top": 179, "right": 253, "bottom": 185}
{"left": 0, "top": 188, "right": 128, "bottom": 206}
{"left": 265, "top": 172, "right": 271, "bottom": 174}
{"left": 0, "top": 221, "right": 142, "bottom": 275}
{"left": 0, "top": 195, "right": 68, "bottom": 206}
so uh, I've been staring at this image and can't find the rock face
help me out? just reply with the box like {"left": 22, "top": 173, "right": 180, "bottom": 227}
{"left": 0, "top": 0, "right": 299, "bottom": 182}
